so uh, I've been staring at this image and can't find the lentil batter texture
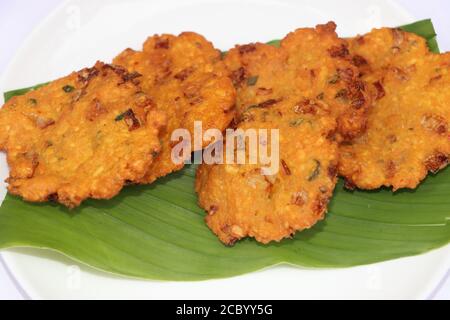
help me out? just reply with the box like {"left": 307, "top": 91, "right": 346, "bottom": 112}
{"left": 0, "top": 62, "right": 165, "bottom": 207}
{"left": 339, "top": 28, "right": 450, "bottom": 190}
{"left": 114, "top": 32, "right": 236, "bottom": 184}
{"left": 196, "top": 23, "right": 372, "bottom": 244}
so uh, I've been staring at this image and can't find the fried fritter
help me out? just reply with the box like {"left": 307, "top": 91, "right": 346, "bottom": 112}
{"left": 196, "top": 22, "right": 371, "bottom": 245}
{"left": 226, "top": 22, "right": 372, "bottom": 142}
{"left": 0, "top": 62, "right": 165, "bottom": 207}
{"left": 339, "top": 28, "right": 450, "bottom": 190}
{"left": 114, "top": 32, "right": 236, "bottom": 184}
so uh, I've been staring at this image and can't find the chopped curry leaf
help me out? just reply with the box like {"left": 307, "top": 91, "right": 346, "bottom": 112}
{"left": 115, "top": 111, "right": 127, "bottom": 121}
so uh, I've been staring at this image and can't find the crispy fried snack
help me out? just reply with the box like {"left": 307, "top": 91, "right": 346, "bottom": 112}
{"left": 0, "top": 62, "right": 165, "bottom": 207}
{"left": 196, "top": 22, "right": 371, "bottom": 245}
{"left": 114, "top": 32, "right": 236, "bottom": 184}
{"left": 339, "top": 28, "right": 450, "bottom": 190}
{"left": 226, "top": 22, "right": 372, "bottom": 142}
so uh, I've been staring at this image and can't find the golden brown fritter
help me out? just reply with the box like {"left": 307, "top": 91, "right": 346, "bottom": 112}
{"left": 0, "top": 62, "right": 165, "bottom": 207}
{"left": 225, "top": 22, "right": 372, "bottom": 142}
{"left": 114, "top": 32, "right": 236, "bottom": 184}
{"left": 196, "top": 22, "right": 370, "bottom": 245}
{"left": 339, "top": 28, "right": 450, "bottom": 190}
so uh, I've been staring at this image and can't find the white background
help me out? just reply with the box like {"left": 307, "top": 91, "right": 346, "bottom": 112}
{"left": 0, "top": 0, "right": 449, "bottom": 300}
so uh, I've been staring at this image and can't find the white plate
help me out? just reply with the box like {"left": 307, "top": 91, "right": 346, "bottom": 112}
{"left": 0, "top": 0, "right": 449, "bottom": 300}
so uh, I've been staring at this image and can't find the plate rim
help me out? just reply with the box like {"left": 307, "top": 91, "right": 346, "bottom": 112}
{"left": 2, "top": 245, "right": 450, "bottom": 299}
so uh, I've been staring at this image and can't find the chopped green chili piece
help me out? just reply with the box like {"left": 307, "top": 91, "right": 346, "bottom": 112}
{"left": 308, "top": 159, "right": 321, "bottom": 181}
{"left": 247, "top": 76, "right": 259, "bottom": 86}
{"left": 289, "top": 118, "right": 304, "bottom": 127}
{"left": 62, "top": 85, "right": 75, "bottom": 93}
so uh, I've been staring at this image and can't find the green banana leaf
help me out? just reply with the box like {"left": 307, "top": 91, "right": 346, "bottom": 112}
{"left": 0, "top": 19, "right": 448, "bottom": 281}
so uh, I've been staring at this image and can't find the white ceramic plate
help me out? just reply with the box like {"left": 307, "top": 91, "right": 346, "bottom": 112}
{"left": 0, "top": 0, "right": 449, "bottom": 300}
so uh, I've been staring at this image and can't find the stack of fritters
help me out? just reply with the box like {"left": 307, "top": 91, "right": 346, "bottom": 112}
{"left": 1, "top": 23, "right": 449, "bottom": 246}
{"left": 0, "top": 34, "right": 236, "bottom": 207}
{"left": 196, "top": 23, "right": 450, "bottom": 245}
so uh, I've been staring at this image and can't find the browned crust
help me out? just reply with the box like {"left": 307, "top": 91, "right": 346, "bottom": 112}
{"left": 195, "top": 22, "right": 363, "bottom": 245}
{"left": 338, "top": 28, "right": 450, "bottom": 190}
{"left": 0, "top": 61, "right": 165, "bottom": 207}
{"left": 113, "top": 32, "right": 236, "bottom": 184}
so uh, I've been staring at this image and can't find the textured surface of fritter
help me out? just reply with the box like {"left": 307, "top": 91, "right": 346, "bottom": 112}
{"left": 196, "top": 22, "right": 368, "bottom": 244}
{"left": 114, "top": 32, "right": 236, "bottom": 183}
{"left": 339, "top": 28, "right": 450, "bottom": 190}
{"left": 0, "top": 62, "right": 165, "bottom": 207}
{"left": 225, "top": 22, "right": 372, "bottom": 142}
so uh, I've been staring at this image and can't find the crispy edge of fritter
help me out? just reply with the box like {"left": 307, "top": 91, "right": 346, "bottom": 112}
{"left": 1, "top": 62, "right": 166, "bottom": 207}
{"left": 338, "top": 28, "right": 450, "bottom": 190}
